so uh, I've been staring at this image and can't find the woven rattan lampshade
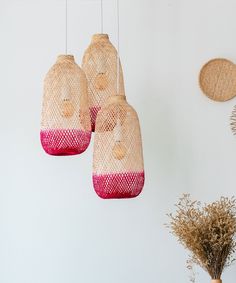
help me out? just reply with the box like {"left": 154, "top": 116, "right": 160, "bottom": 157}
{"left": 93, "top": 95, "right": 145, "bottom": 199}
{"left": 82, "top": 34, "right": 125, "bottom": 131}
{"left": 40, "top": 55, "right": 91, "bottom": 155}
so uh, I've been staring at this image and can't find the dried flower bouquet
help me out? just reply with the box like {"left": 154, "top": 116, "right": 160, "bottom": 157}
{"left": 166, "top": 194, "right": 236, "bottom": 282}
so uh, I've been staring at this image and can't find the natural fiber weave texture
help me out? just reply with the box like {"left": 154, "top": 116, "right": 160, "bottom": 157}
{"left": 230, "top": 105, "right": 236, "bottom": 135}
{"left": 199, "top": 58, "right": 236, "bottom": 101}
{"left": 40, "top": 55, "right": 91, "bottom": 155}
{"left": 93, "top": 95, "right": 144, "bottom": 199}
{"left": 82, "top": 34, "right": 125, "bottom": 131}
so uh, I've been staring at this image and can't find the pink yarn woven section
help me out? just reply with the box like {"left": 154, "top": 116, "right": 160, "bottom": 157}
{"left": 93, "top": 171, "right": 145, "bottom": 199}
{"left": 40, "top": 129, "right": 91, "bottom": 156}
{"left": 90, "top": 106, "right": 101, "bottom": 132}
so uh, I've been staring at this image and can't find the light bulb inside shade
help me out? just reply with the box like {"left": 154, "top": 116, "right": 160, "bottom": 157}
{"left": 112, "top": 141, "right": 127, "bottom": 160}
{"left": 60, "top": 99, "right": 75, "bottom": 118}
{"left": 95, "top": 73, "right": 108, "bottom": 91}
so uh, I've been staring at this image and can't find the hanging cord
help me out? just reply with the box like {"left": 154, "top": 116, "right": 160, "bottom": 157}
{"left": 101, "top": 0, "right": 104, "bottom": 34}
{"left": 65, "top": 0, "right": 68, "bottom": 54}
{"left": 116, "top": 0, "right": 120, "bottom": 95}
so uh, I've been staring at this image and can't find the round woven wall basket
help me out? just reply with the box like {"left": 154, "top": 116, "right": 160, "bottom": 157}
{"left": 93, "top": 95, "right": 145, "bottom": 199}
{"left": 199, "top": 58, "right": 236, "bottom": 102}
{"left": 82, "top": 34, "right": 125, "bottom": 131}
{"left": 40, "top": 55, "right": 91, "bottom": 156}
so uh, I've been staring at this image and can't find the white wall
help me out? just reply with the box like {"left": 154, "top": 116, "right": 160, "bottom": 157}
{"left": 0, "top": 0, "right": 236, "bottom": 282}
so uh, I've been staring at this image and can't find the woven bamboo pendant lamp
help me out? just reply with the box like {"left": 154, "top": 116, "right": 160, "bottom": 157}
{"left": 199, "top": 58, "right": 236, "bottom": 101}
{"left": 40, "top": 55, "right": 91, "bottom": 155}
{"left": 40, "top": 1, "right": 91, "bottom": 155}
{"left": 92, "top": 0, "right": 145, "bottom": 199}
{"left": 82, "top": 0, "right": 125, "bottom": 131}
{"left": 93, "top": 95, "right": 145, "bottom": 199}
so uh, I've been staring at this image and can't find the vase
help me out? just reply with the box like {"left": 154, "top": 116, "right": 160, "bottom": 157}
{"left": 211, "top": 280, "right": 222, "bottom": 283}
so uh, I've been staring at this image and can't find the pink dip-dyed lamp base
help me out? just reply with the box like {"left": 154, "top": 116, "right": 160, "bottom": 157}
{"left": 40, "top": 129, "right": 91, "bottom": 156}
{"left": 93, "top": 171, "right": 145, "bottom": 199}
